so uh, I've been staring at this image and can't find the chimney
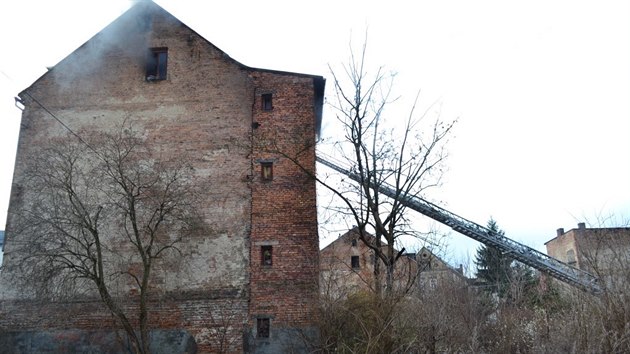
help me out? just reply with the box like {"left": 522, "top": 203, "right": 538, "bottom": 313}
{"left": 556, "top": 228, "right": 565, "bottom": 236}
{"left": 578, "top": 222, "right": 586, "bottom": 230}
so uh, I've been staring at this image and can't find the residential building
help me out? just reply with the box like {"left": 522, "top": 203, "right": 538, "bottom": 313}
{"left": 545, "top": 223, "right": 630, "bottom": 289}
{"left": 416, "top": 247, "right": 468, "bottom": 292}
{"left": 320, "top": 228, "right": 467, "bottom": 297}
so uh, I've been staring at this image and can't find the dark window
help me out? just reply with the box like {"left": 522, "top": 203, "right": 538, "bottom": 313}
{"left": 257, "top": 318, "right": 270, "bottom": 338}
{"left": 351, "top": 239, "right": 357, "bottom": 247}
{"left": 351, "top": 255, "right": 360, "bottom": 269}
{"left": 261, "top": 246, "right": 273, "bottom": 266}
{"left": 262, "top": 93, "right": 273, "bottom": 111}
{"left": 146, "top": 48, "right": 168, "bottom": 81}
{"left": 261, "top": 162, "right": 273, "bottom": 181}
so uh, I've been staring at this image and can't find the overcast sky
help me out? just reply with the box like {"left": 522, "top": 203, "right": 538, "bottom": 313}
{"left": 1, "top": 0, "right": 628, "bottom": 264}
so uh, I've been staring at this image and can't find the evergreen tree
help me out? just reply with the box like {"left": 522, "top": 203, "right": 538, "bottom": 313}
{"left": 474, "top": 218, "right": 513, "bottom": 295}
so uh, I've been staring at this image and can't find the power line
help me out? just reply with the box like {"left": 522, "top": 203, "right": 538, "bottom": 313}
{"left": 21, "top": 91, "right": 101, "bottom": 157}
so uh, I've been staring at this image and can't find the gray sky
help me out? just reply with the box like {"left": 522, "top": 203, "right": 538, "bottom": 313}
{"left": 1, "top": 0, "right": 629, "bottom": 263}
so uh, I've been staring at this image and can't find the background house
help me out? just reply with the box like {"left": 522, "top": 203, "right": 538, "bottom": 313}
{"left": 416, "top": 247, "right": 469, "bottom": 292}
{"left": 320, "top": 228, "right": 468, "bottom": 298}
{"left": 545, "top": 223, "right": 630, "bottom": 289}
{"left": 0, "top": 2, "right": 323, "bottom": 353}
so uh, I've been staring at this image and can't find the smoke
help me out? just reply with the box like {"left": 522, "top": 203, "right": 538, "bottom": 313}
{"left": 49, "top": 1, "right": 154, "bottom": 92}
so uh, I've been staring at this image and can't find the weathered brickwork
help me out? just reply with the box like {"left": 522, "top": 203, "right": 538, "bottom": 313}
{"left": 247, "top": 71, "right": 321, "bottom": 352}
{"left": 0, "top": 295, "right": 247, "bottom": 353}
{"left": 0, "top": 2, "right": 323, "bottom": 353}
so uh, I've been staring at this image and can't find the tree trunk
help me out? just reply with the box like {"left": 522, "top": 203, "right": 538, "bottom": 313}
{"left": 374, "top": 252, "right": 382, "bottom": 297}
{"left": 386, "top": 260, "right": 395, "bottom": 297}
{"left": 140, "top": 264, "right": 151, "bottom": 354}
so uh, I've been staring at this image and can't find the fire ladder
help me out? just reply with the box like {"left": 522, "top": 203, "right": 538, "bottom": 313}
{"left": 316, "top": 156, "right": 601, "bottom": 294}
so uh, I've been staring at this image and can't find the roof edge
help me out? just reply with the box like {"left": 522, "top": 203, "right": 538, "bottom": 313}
{"left": 19, "top": 1, "right": 326, "bottom": 98}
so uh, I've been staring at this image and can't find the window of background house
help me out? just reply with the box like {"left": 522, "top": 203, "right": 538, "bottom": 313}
{"left": 566, "top": 249, "right": 576, "bottom": 266}
{"left": 146, "top": 48, "right": 168, "bottom": 81}
{"left": 261, "top": 245, "right": 273, "bottom": 266}
{"left": 425, "top": 260, "right": 433, "bottom": 270}
{"left": 261, "top": 162, "right": 273, "bottom": 181}
{"left": 257, "top": 318, "right": 270, "bottom": 338}
{"left": 429, "top": 278, "right": 437, "bottom": 290}
{"left": 262, "top": 93, "right": 273, "bottom": 111}
{"left": 351, "top": 255, "right": 360, "bottom": 269}
{"left": 351, "top": 239, "right": 357, "bottom": 247}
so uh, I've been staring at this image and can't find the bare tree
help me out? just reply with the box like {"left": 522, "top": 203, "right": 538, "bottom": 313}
{"left": 565, "top": 217, "right": 630, "bottom": 353}
{"left": 256, "top": 37, "right": 455, "bottom": 297}
{"left": 319, "top": 38, "right": 455, "bottom": 296}
{"left": 9, "top": 125, "right": 204, "bottom": 354}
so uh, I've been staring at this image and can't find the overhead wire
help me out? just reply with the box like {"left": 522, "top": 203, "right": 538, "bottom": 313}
{"left": 21, "top": 91, "right": 102, "bottom": 158}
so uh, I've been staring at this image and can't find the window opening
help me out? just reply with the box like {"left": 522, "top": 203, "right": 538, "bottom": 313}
{"left": 257, "top": 318, "right": 270, "bottom": 338}
{"left": 146, "top": 48, "right": 168, "bottom": 81}
{"left": 566, "top": 249, "right": 576, "bottom": 266}
{"left": 351, "top": 239, "right": 357, "bottom": 247}
{"left": 261, "top": 162, "right": 273, "bottom": 181}
{"left": 351, "top": 255, "right": 360, "bottom": 269}
{"left": 262, "top": 93, "right": 273, "bottom": 111}
{"left": 429, "top": 278, "right": 437, "bottom": 290}
{"left": 261, "top": 246, "right": 273, "bottom": 266}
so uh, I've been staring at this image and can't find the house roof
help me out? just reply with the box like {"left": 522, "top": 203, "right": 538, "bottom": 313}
{"left": 417, "top": 246, "right": 468, "bottom": 280}
{"left": 322, "top": 227, "right": 461, "bottom": 270}
{"left": 321, "top": 227, "right": 389, "bottom": 253}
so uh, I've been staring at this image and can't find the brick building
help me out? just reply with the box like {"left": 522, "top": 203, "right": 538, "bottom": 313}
{"left": 0, "top": 2, "right": 323, "bottom": 353}
{"left": 320, "top": 228, "right": 466, "bottom": 297}
{"left": 545, "top": 223, "right": 630, "bottom": 288}
{"left": 415, "top": 247, "right": 468, "bottom": 292}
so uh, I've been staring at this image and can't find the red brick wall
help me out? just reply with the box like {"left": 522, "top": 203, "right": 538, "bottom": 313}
{"left": 0, "top": 294, "right": 248, "bottom": 353}
{"left": 249, "top": 71, "right": 320, "bottom": 331}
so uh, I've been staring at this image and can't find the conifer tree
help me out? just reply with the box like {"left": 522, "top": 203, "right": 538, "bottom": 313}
{"left": 474, "top": 218, "right": 513, "bottom": 295}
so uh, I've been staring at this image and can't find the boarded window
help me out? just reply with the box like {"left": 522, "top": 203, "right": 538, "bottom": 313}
{"left": 262, "top": 93, "right": 273, "bottom": 111}
{"left": 351, "top": 255, "right": 360, "bottom": 269}
{"left": 257, "top": 318, "right": 270, "bottom": 338}
{"left": 146, "top": 48, "right": 168, "bottom": 81}
{"left": 261, "top": 246, "right": 273, "bottom": 266}
{"left": 261, "top": 162, "right": 273, "bottom": 181}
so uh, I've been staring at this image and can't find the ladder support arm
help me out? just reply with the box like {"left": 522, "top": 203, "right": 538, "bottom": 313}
{"left": 316, "top": 156, "right": 601, "bottom": 294}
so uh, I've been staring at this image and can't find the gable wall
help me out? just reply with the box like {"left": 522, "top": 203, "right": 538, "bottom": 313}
{"left": 0, "top": 5, "right": 257, "bottom": 352}
{"left": 546, "top": 231, "right": 578, "bottom": 267}
{"left": 1, "top": 4, "right": 322, "bottom": 352}
{"left": 320, "top": 231, "right": 421, "bottom": 297}
{"left": 320, "top": 232, "right": 377, "bottom": 295}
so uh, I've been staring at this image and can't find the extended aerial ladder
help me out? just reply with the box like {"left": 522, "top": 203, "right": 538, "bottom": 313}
{"left": 316, "top": 156, "right": 601, "bottom": 294}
